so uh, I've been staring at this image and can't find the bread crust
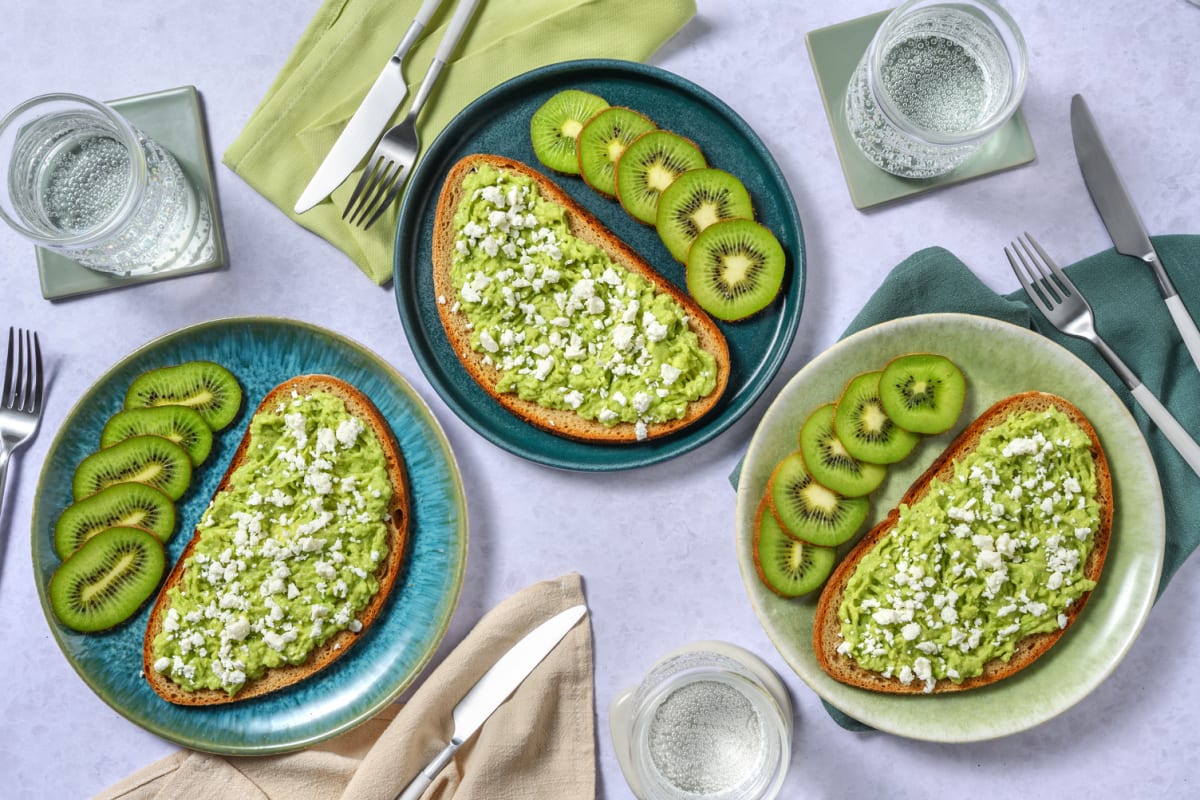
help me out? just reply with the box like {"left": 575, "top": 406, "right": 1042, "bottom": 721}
{"left": 432, "top": 154, "right": 730, "bottom": 443}
{"left": 812, "top": 392, "right": 1112, "bottom": 695}
{"left": 143, "top": 375, "right": 410, "bottom": 705}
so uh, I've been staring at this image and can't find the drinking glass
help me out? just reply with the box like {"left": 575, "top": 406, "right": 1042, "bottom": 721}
{"left": 844, "top": 0, "right": 1028, "bottom": 179}
{"left": 610, "top": 641, "right": 793, "bottom": 800}
{"left": 0, "top": 93, "right": 209, "bottom": 276}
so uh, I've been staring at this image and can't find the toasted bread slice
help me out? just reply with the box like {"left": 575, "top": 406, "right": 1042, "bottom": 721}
{"left": 143, "top": 375, "right": 410, "bottom": 705}
{"left": 432, "top": 154, "right": 730, "bottom": 443}
{"left": 813, "top": 392, "right": 1112, "bottom": 694}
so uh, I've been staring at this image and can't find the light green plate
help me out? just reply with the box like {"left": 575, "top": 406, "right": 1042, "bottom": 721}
{"left": 735, "top": 313, "right": 1164, "bottom": 742}
{"left": 805, "top": 10, "right": 1036, "bottom": 210}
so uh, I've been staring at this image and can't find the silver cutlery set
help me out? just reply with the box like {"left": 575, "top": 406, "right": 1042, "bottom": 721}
{"left": 1009, "top": 95, "right": 1200, "bottom": 478}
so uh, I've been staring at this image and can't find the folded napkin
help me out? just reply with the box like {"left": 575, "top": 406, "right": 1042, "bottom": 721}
{"left": 224, "top": 0, "right": 698, "bottom": 284}
{"left": 96, "top": 573, "right": 595, "bottom": 800}
{"left": 734, "top": 236, "right": 1200, "bottom": 732}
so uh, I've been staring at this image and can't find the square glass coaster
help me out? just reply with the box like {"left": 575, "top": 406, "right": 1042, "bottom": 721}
{"left": 36, "top": 85, "right": 228, "bottom": 300}
{"left": 806, "top": 9, "right": 1036, "bottom": 210}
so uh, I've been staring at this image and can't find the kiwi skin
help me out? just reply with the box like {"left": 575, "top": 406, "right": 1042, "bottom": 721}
{"left": 753, "top": 499, "right": 836, "bottom": 597}
{"left": 49, "top": 526, "right": 166, "bottom": 633}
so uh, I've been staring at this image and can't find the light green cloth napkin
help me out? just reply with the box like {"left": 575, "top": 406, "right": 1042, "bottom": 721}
{"left": 224, "top": 0, "right": 697, "bottom": 284}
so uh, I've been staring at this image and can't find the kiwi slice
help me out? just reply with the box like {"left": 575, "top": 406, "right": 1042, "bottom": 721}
{"left": 48, "top": 526, "right": 166, "bottom": 632}
{"left": 686, "top": 218, "right": 786, "bottom": 322}
{"left": 799, "top": 404, "right": 888, "bottom": 498}
{"left": 577, "top": 107, "right": 656, "bottom": 197}
{"left": 656, "top": 168, "right": 754, "bottom": 263}
{"left": 124, "top": 361, "right": 243, "bottom": 431}
{"left": 833, "top": 371, "right": 921, "bottom": 465}
{"left": 767, "top": 451, "right": 868, "bottom": 547}
{"left": 54, "top": 482, "right": 176, "bottom": 559}
{"left": 878, "top": 353, "right": 967, "bottom": 434}
{"left": 530, "top": 90, "right": 610, "bottom": 175}
{"left": 101, "top": 405, "right": 213, "bottom": 466}
{"left": 753, "top": 499, "right": 836, "bottom": 597}
{"left": 72, "top": 435, "right": 193, "bottom": 501}
{"left": 614, "top": 130, "right": 706, "bottom": 225}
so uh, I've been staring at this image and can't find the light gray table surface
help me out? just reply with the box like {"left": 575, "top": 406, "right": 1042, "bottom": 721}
{"left": 2, "top": 1, "right": 1198, "bottom": 797}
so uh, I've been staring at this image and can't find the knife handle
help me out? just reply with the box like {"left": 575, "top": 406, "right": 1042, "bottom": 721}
{"left": 1165, "top": 295, "right": 1200, "bottom": 376}
{"left": 394, "top": 741, "right": 459, "bottom": 800}
{"left": 1130, "top": 384, "right": 1200, "bottom": 479}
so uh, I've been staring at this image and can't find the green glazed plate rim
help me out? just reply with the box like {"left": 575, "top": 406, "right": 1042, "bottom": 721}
{"left": 735, "top": 313, "right": 1164, "bottom": 741}
{"left": 393, "top": 58, "right": 805, "bottom": 471}
{"left": 31, "top": 317, "right": 468, "bottom": 755}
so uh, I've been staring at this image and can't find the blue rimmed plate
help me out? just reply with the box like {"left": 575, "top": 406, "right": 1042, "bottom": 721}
{"left": 32, "top": 318, "right": 468, "bottom": 755}
{"left": 394, "top": 59, "right": 805, "bottom": 471}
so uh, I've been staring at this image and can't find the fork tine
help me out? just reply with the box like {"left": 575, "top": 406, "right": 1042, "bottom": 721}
{"left": 343, "top": 155, "right": 385, "bottom": 223}
{"left": 362, "top": 165, "right": 409, "bottom": 231}
{"left": 1005, "top": 246, "right": 1048, "bottom": 313}
{"left": 351, "top": 161, "right": 400, "bottom": 228}
{"left": 1007, "top": 241, "right": 1055, "bottom": 310}
{"left": 2, "top": 328, "right": 12, "bottom": 407}
{"left": 14, "top": 329, "right": 25, "bottom": 411}
{"left": 1023, "top": 232, "right": 1076, "bottom": 299}
{"left": 32, "top": 332, "right": 43, "bottom": 414}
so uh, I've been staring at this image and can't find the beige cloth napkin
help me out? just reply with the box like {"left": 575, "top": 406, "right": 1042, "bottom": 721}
{"left": 96, "top": 574, "right": 594, "bottom": 800}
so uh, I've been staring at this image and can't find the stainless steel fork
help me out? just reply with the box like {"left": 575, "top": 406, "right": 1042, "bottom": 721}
{"left": 343, "top": 0, "right": 483, "bottom": 230}
{"left": 0, "top": 327, "right": 45, "bottom": 520}
{"left": 1006, "top": 233, "right": 1200, "bottom": 477}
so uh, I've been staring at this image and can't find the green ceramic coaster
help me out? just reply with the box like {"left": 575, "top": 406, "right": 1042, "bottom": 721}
{"left": 806, "top": 10, "right": 1036, "bottom": 210}
{"left": 35, "top": 85, "right": 228, "bottom": 300}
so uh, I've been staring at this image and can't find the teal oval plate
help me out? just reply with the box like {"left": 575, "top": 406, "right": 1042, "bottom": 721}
{"left": 736, "top": 314, "right": 1164, "bottom": 741}
{"left": 394, "top": 59, "right": 805, "bottom": 471}
{"left": 32, "top": 318, "right": 468, "bottom": 755}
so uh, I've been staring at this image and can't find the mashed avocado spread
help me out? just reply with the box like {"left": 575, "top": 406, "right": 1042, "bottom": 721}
{"left": 836, "top": 407, "right": 1102, "bottom": 693}
{"left": 151, "top": 390, "right": 392, "bottom": 695}
{"left": 447, "top": 164, "right": 717, "bottom": 439}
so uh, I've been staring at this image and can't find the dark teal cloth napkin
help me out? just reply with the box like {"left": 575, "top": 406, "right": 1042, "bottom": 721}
{"left": 734, "top": 235, "right": 1200, "bottom": 732}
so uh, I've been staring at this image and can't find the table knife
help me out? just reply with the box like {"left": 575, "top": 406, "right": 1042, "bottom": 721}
{"left": 294, "top": 0, "right": 446, "bottom": 214}
{"left": 394, "top": 604, "right": 588, "bottom": 800}
{"left": 1070, "top": 94, "right": 1200, "bottom": 375}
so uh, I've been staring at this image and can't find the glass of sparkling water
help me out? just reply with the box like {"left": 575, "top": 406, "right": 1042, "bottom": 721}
{"left": 844, "top": 0, "right": 1028, "bottom": 178}
{"left": 610, "top": 642, "right": 793, "bottom": 800}
{"left": 0, "top": 93, "right": 208, "bottom": 276}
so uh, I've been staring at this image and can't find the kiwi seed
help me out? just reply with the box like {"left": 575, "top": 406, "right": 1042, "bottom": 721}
{"left": 530, "top": 89, "right": 610, "bottom": 175}
{"left": 833, "top": 371, "right": 921, "bottom": 465}
{"left": 614, "top": 130, "right": 706, "bottom": 225}
{"left": 686, "top": 218, "right": 785, "bottom": 322}
{"left": 49, "top": 526, "right": 166, "bottom": 632}
{"left": 124, "top": 361, "right": 243, "bottom": 431}
{"left": 767, "top": 451, "right": 868, "bottom": 547}
{"left": 878, "top": 353, "right": 967, "bottom": 434}
{"left": 72, "top": 435, "right": 193, "bottom": 501}
{"left": 799, "top": 404, "right": 888, "bottom": 498}
{"left": 101, "top": 405, "right": 214, "bottom": 466}
{"left": 54, "top": 482, "right": 176, "bottom": 560}
{"left": 656, "top": 168, "right": 754, "bottom": 262}
{"left": 753, "top": 498, "right": 836, "bottom": 597}
{"left": 576, "top": 107, "right": 656, "bottom": 198}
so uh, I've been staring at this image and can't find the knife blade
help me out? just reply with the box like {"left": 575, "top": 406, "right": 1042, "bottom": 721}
{"left": 1070, "top": 94, "right": 1200, "bottom": 374}
{"left": 394, "top": 604, "right": 588, "bottom": 800}
{"left": 294, "top": 0, "right": 446, "bottom": 214}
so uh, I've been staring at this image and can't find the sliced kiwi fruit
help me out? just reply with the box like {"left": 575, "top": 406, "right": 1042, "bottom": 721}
{"left": 833, "top": 371, "right": 921, "bottom": 465}
{"left": 767, "top": 451, "right": 868, "bottom": 547}
{"left": 54, "top": 482, "right": 176, "bottom": 560}
{"left": 49, "top": 526, "right": 166, "bottom": 632}
{"left": 576, "top": 107, "right": 656, "bottom": 197}
{"left": 101, "top": 405, "right": 213, "bottom": 466}
{"left": 124, "top": 361, "right": 242, "bottom": 431}
{"left": 799, "top": 404, "right": 888, "bottom": 498}
{"left": 614, "top": 130, "right": 706, "bottom": 225}
{"left": 686, "top": 218, "right": 785, "bottom": 322}
{"left": 72, "top": 435, "right": 193, "bottom": 501}
{"left": 656, "top": 168, "right": 754, "bottom": 263}
{"left": 878, "top": 353, "right": 967, "bottom": 434}
{"left": 530, "top": 89, "right": 610, "bottom": 175}
{"left": 753, "top": 498, "right": 836, "bottom": 597}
